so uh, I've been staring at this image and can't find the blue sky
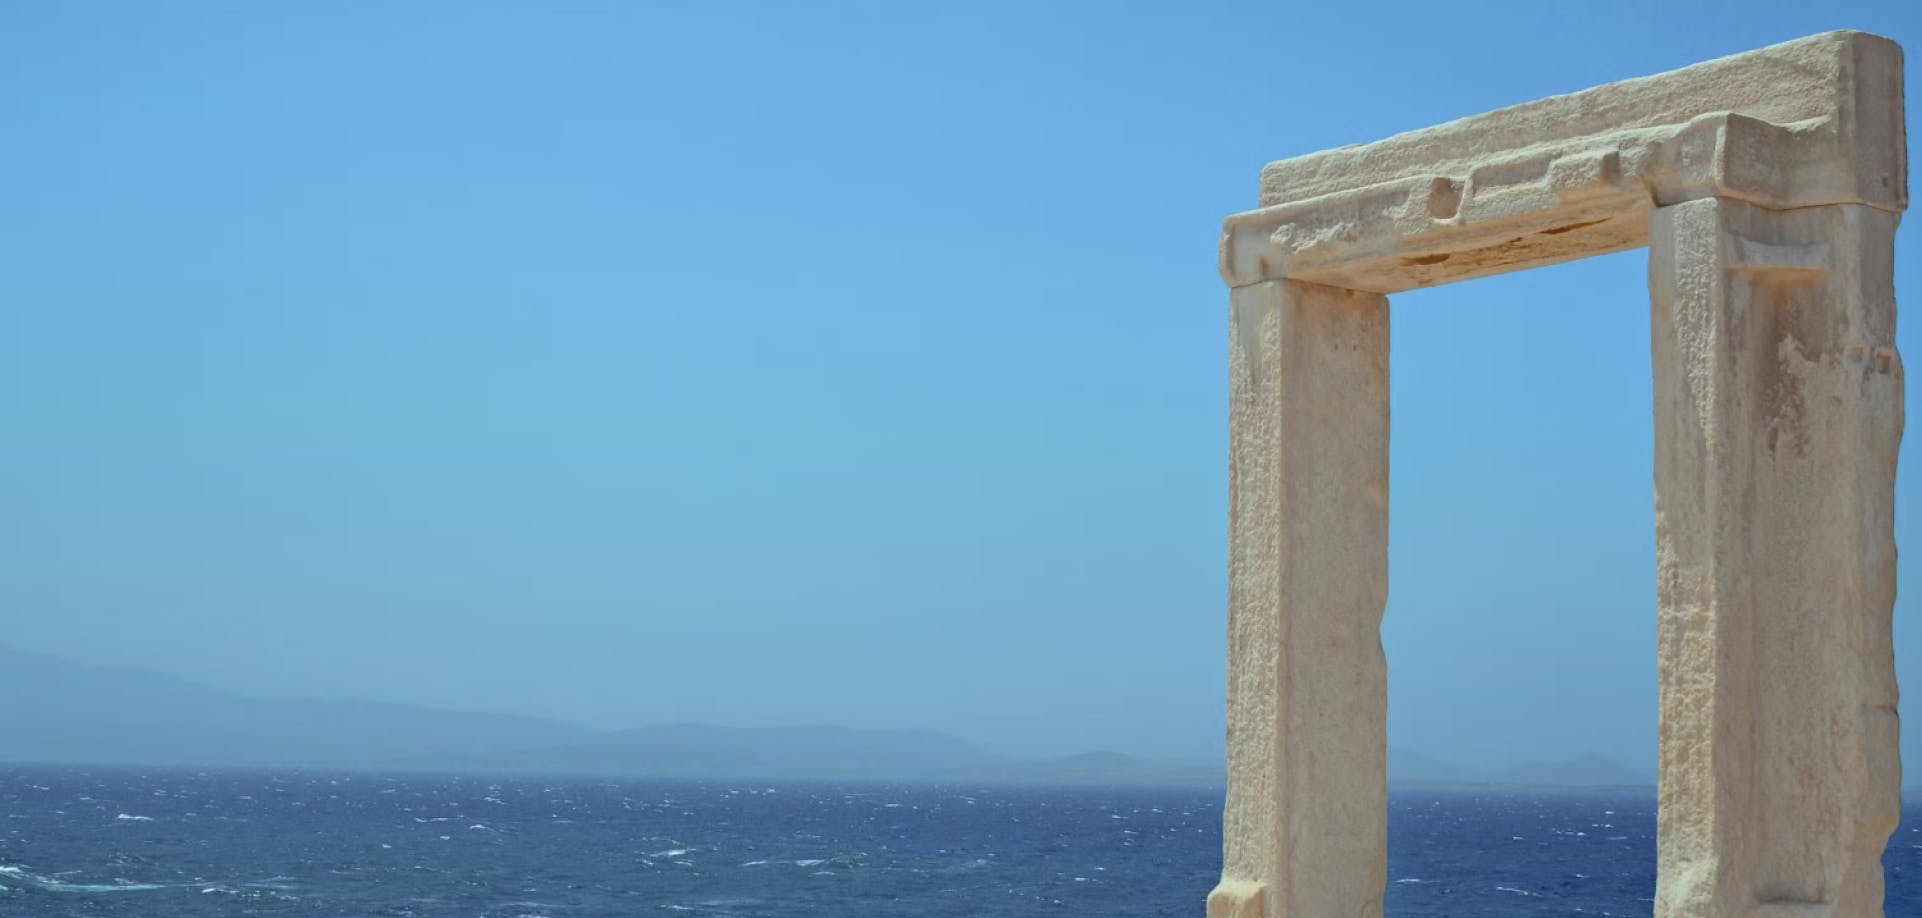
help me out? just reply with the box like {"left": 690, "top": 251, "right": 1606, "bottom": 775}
{"left": 0, "top": 0, "right": 1917, "bottom": 772}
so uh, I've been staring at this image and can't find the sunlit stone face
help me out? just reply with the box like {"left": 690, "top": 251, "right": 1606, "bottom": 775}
{"left": 1212, "top": 30, "right": 1906, "bottom": 918}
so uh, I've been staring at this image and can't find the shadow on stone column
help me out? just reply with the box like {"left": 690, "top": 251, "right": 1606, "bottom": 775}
{"left": 1650, "top": 198, "right": 1903, "bottom": 918}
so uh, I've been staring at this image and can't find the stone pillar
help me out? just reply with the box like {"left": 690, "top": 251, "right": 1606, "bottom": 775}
{"left": 1650, "top": 197, "right": 1904, "bottom": 918}
{"left": 1209, "top": 279, "right": 1389, "bottom": 918}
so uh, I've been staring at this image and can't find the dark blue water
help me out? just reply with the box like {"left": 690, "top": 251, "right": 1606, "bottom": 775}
{"left": 0, "top": 768, "right": 1917, "bottom": 916}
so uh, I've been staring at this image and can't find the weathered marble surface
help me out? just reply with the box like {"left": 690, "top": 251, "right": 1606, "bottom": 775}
{"left": 1650, "top": 197, "right": 1902, "bottom": 918}
{"left": 1214, "top": 29, "right": 1905, "bottom": 918}
{"left": 1212, "top": 279, "right": 1388, "bottom": 918}
{"left": 1221, "top": 31, "right": 1904, "bottom": 294}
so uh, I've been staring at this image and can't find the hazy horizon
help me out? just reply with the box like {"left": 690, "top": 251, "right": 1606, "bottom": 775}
{"left": 0, "top": 640, "right": 1666, "bottom": 789}
{"left": 0, "top": 641, "right": 1663, "bottom": 782}
{"left": 3, "top": 2, "right": 1918, "bottom": 774}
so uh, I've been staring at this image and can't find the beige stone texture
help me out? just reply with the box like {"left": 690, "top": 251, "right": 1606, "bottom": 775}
{"left": 1213, "top": 279, "right": 1388, "bottom": 918}
{"left": 1651, "top": 197, "right": 1903, "bottom": 918}
{"left": 1221, "top": 31, "right": 1904, "bottom": 294}
{"left": 1214, "top": 28, "right": 1905, "bottom": 918}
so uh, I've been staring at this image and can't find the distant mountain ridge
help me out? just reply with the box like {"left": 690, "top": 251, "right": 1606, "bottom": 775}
{"left": 0, "top": 645, "right": 1216, "bottom": 784}
{"left": 0, "top": 644, "right": 1651, "bottom": 788}
{"left": 1389, "top": 747, "right": 1652, "bottom": 789}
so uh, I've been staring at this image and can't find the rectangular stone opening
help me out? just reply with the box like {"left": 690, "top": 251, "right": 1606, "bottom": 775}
{"left": 1384, "top": 253, "right": 1657, "bottom": 913}
{"left": 1212, "top": 31, "right": 1903, "bottom": 918}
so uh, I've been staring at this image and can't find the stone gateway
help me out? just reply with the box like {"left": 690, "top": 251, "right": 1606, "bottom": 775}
{"left": 1211, "top": 31, "right": 1906, "bottom": 918}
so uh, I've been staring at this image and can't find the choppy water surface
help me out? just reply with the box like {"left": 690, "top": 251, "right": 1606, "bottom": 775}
{"left": 1, "top": 768, "right": 1918, "bottom": 916}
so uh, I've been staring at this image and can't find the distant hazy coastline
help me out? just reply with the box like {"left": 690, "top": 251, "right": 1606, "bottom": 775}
{"left": 0, "top": 645, "right": 1655, "bottom": 788}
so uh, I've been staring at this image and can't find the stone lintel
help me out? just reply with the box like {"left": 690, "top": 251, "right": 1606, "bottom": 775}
{"left": 1220, "top": 30, "right": 1906, "bottom": 294}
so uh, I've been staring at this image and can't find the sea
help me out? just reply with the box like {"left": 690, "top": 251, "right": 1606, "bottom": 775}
{"left": 0, "top": 768, "right": 1917, "bottom": 917}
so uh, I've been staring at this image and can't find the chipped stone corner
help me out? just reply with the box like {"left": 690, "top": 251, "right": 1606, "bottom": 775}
{"left": 1205, "top": 879, "right": 1265, "bottom": 918}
